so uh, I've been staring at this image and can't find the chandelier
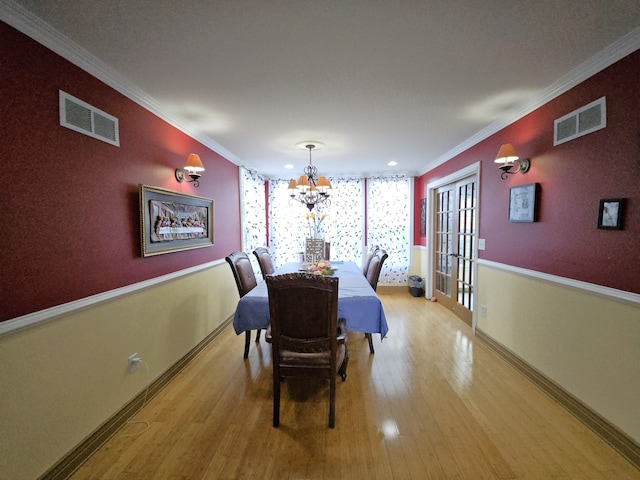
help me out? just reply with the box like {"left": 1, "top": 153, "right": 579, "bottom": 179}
{"left": 288, "top": 142, "right": 333, "bottom": 211}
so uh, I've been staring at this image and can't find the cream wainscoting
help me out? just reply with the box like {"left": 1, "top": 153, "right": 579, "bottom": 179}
{"left": 409, "top": 244, "right": 426, "bottom": 281}
{"left": 476, "top": 260, "right": 640, "bottom": 446}
{"left": 0, "top": 260, "right": 239, "bottom": 480}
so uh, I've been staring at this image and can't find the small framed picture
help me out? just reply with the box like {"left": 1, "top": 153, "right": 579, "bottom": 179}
{"left": 420, "top": 198, "right": 427, "bottom": 237}
{"left": 597, "top": 198, "right": 624, "bottom": 230}
{"left": 509, "top": 183, "right": 539, "bottom": 222}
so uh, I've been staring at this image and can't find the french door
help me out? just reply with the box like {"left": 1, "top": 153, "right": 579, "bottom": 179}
{"left": 433, "top": 176, "right": 477, "bottom": 326}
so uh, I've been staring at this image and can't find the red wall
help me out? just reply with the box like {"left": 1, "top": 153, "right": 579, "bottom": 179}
{"left": 416, "top": 50, "right": 640, "bottom": 294}
{"left": 0, "top": 23, "right": 242, "bottom": 322}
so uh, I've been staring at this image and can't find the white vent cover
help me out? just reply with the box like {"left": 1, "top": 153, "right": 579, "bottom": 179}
{"left": 59, "top": 90, "right": 120, "bottom": 146}
{"left": 554, "top": 97, "right": 606, "bottom": 146}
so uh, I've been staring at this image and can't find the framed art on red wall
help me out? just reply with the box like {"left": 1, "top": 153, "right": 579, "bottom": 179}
{"left": 420, "top": 198, "right": 426, "bottom": 236}
{"left": 508, "top": 183, "right": 539, "bottom": 222}
{"left": 597, "top": 198, "right": 625, "bottom": 230}
{"left": 139, "top": 185, "right": 214, "bottom": 256}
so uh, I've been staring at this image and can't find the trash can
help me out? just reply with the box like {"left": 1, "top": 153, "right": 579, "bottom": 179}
{"left": 409, "top": 275, "right": 424, "bottom": 297}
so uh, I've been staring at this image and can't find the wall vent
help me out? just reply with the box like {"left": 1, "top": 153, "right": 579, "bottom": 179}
{"left": 554, "top": 97, "right": 606, "bottom": 146}
{"left": 59, "top": 90, "right": 120, "bottom": 147}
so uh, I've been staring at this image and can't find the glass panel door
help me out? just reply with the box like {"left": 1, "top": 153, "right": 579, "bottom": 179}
{"left": 434, "top": 185, "right": 454, "bottom": 304}
{"left": 433, "top": 176, "right": 477, "bottom": 326}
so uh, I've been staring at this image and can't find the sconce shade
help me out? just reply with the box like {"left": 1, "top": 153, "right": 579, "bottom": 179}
{"left": 175, "top": 153, "right": 205, "bottom": 186}
{"left": 494, "top": 144, "right": 519, "bottom": 164}
{"left": 494, "top": 143, "right": 531, "bottom": 179}
{"left": 184, "top": 153, "right": 205, "bottom": 173}
{"left": 288, "top": 179, "right": 298, "bottom": 190}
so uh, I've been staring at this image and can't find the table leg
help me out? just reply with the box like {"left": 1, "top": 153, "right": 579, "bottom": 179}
{"left": 243, "top": 330, "right": 251, "bottom": 358}
{"left": 365, "top": 333, "right": 374, "bottom": 354}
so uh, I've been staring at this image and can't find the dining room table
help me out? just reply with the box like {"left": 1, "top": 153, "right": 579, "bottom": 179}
{"left": 232, "top": 260, "right": 389, "bottom": 344}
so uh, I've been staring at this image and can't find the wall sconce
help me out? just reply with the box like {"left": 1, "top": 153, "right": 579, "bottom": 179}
{"left": 175, "top": 153, "right": 205, "bottom": 187}
{"left": 494, "top": 143, "right": 530, "bottom": 180}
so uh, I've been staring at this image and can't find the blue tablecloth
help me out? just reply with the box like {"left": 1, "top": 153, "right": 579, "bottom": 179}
{"left": 232, "top": 261, "right": 389, "bottom": 339}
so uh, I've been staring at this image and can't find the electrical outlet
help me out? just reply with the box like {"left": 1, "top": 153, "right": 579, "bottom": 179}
{"left": 128, "top": 353, "right": 141, "bottom": 373}
{"left": 481, "top": 305, "right": 487, "bottom": 317}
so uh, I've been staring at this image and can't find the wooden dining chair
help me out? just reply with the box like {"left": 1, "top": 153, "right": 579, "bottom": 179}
{"left": 265, "top": 273, "right": 348, "bottom": 428}
{"left": 364, "top": 248, "right": 388, "bottom": 353}
{"left": 252, "top": 247, "right": 275, "bottom": 281}
{"left": 362, "top": 244, "right": 379, "bottom": 276}
{"left": 323, "top": 241, "right": 330, "bottom": 261}
{"left": 225, "top": 251, "right": 261, "bottom": 358}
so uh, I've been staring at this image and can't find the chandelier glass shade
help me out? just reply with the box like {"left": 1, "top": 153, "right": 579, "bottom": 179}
{"left": 288, "top": 143, "right": 332, "bottom": 211}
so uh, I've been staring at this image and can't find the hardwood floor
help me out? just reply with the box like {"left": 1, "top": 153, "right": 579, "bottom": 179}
{"left": 70, "top": 294, "right": 639, "bottom": 479}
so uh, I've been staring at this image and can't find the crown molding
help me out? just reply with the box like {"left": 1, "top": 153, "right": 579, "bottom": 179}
{"left": 0, "top": 0, "right": 242, "bottom": 166}
{"left": 419, "top": 27, "right": 640, "bottom": 176}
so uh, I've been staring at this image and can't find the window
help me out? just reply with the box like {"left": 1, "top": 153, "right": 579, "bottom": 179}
{"left": 251, "top": 175, "right": 412, "bottom": 285}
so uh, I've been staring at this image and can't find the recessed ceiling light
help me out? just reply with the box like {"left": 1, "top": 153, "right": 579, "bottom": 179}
{"left": 285, "top": 164, "right": 294, "bottom": 169}
{"left": 387, "top": 161, "right": 398, "bottom": 166}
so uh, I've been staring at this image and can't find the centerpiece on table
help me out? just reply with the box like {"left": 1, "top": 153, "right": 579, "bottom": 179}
{"left": 307, "top": 260, "right": 336, "bottom": 276}
{"left": 304, "top": 212, "right": 329, "bottom": 264}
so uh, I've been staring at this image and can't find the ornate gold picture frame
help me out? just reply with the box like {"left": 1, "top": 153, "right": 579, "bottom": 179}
{"left": 139, "top": 185, "right": 214, "bottom": 257}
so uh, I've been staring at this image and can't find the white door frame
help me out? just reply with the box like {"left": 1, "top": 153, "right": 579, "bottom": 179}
{"left": 424, "top": 161, "right": 481, "bottom": 332}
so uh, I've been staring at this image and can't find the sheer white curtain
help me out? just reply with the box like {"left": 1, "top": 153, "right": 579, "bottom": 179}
{"left": 240, "top": 167, "right": 267, "bottom": 274}
{"left": 318, "top": 177, "right": 365, "bottom": 263}
{"left": 268, "top": 178, "right": 365, "bottom": 266}
{"left": 268, "top": 179, "right": 309, "bottom": 266}
{"left": 367, "top": 176, "right": 412, "bottom": 284}
{"left": 260, "top": 175, "right": 411, "bottom": 285}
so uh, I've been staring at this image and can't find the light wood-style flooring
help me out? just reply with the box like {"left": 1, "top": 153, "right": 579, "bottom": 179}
{"left": 70, "top": 294, "right": 639, "bottom": 479}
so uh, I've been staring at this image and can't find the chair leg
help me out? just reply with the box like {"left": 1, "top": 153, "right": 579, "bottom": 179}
{"left": 329, "top": 371, "right": 336, "bottom": 428}
{"left": 273, "top": 375, "right": 281, "bottom": 427}
{"left": 255, "top": 329, "right": 261, "bottom": 342}
{"left": 338, "top": 344, "right": 349, "bottom": 382}
{"left": 366, "top": 333, "right": 375, "bottom": 354}
{"left": 243, "top": 330, "right": 251, "bottom": 358}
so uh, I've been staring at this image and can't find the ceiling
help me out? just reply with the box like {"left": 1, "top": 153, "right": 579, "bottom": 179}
{"left": 6, "top": 0, "right": 640, "bottom": 178}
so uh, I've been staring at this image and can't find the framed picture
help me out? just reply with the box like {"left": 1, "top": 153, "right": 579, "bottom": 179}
{"left": 509, "top": 183, "right": 539, "bottom": 222}
{"left": 597, "top": 198, "right": 625, "bottom": 230}
{"left": 139, "top": 185, "right": 214, "bottom": 257}
{"left": 420, "top": 198, "right": 427, "bottom": 237}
